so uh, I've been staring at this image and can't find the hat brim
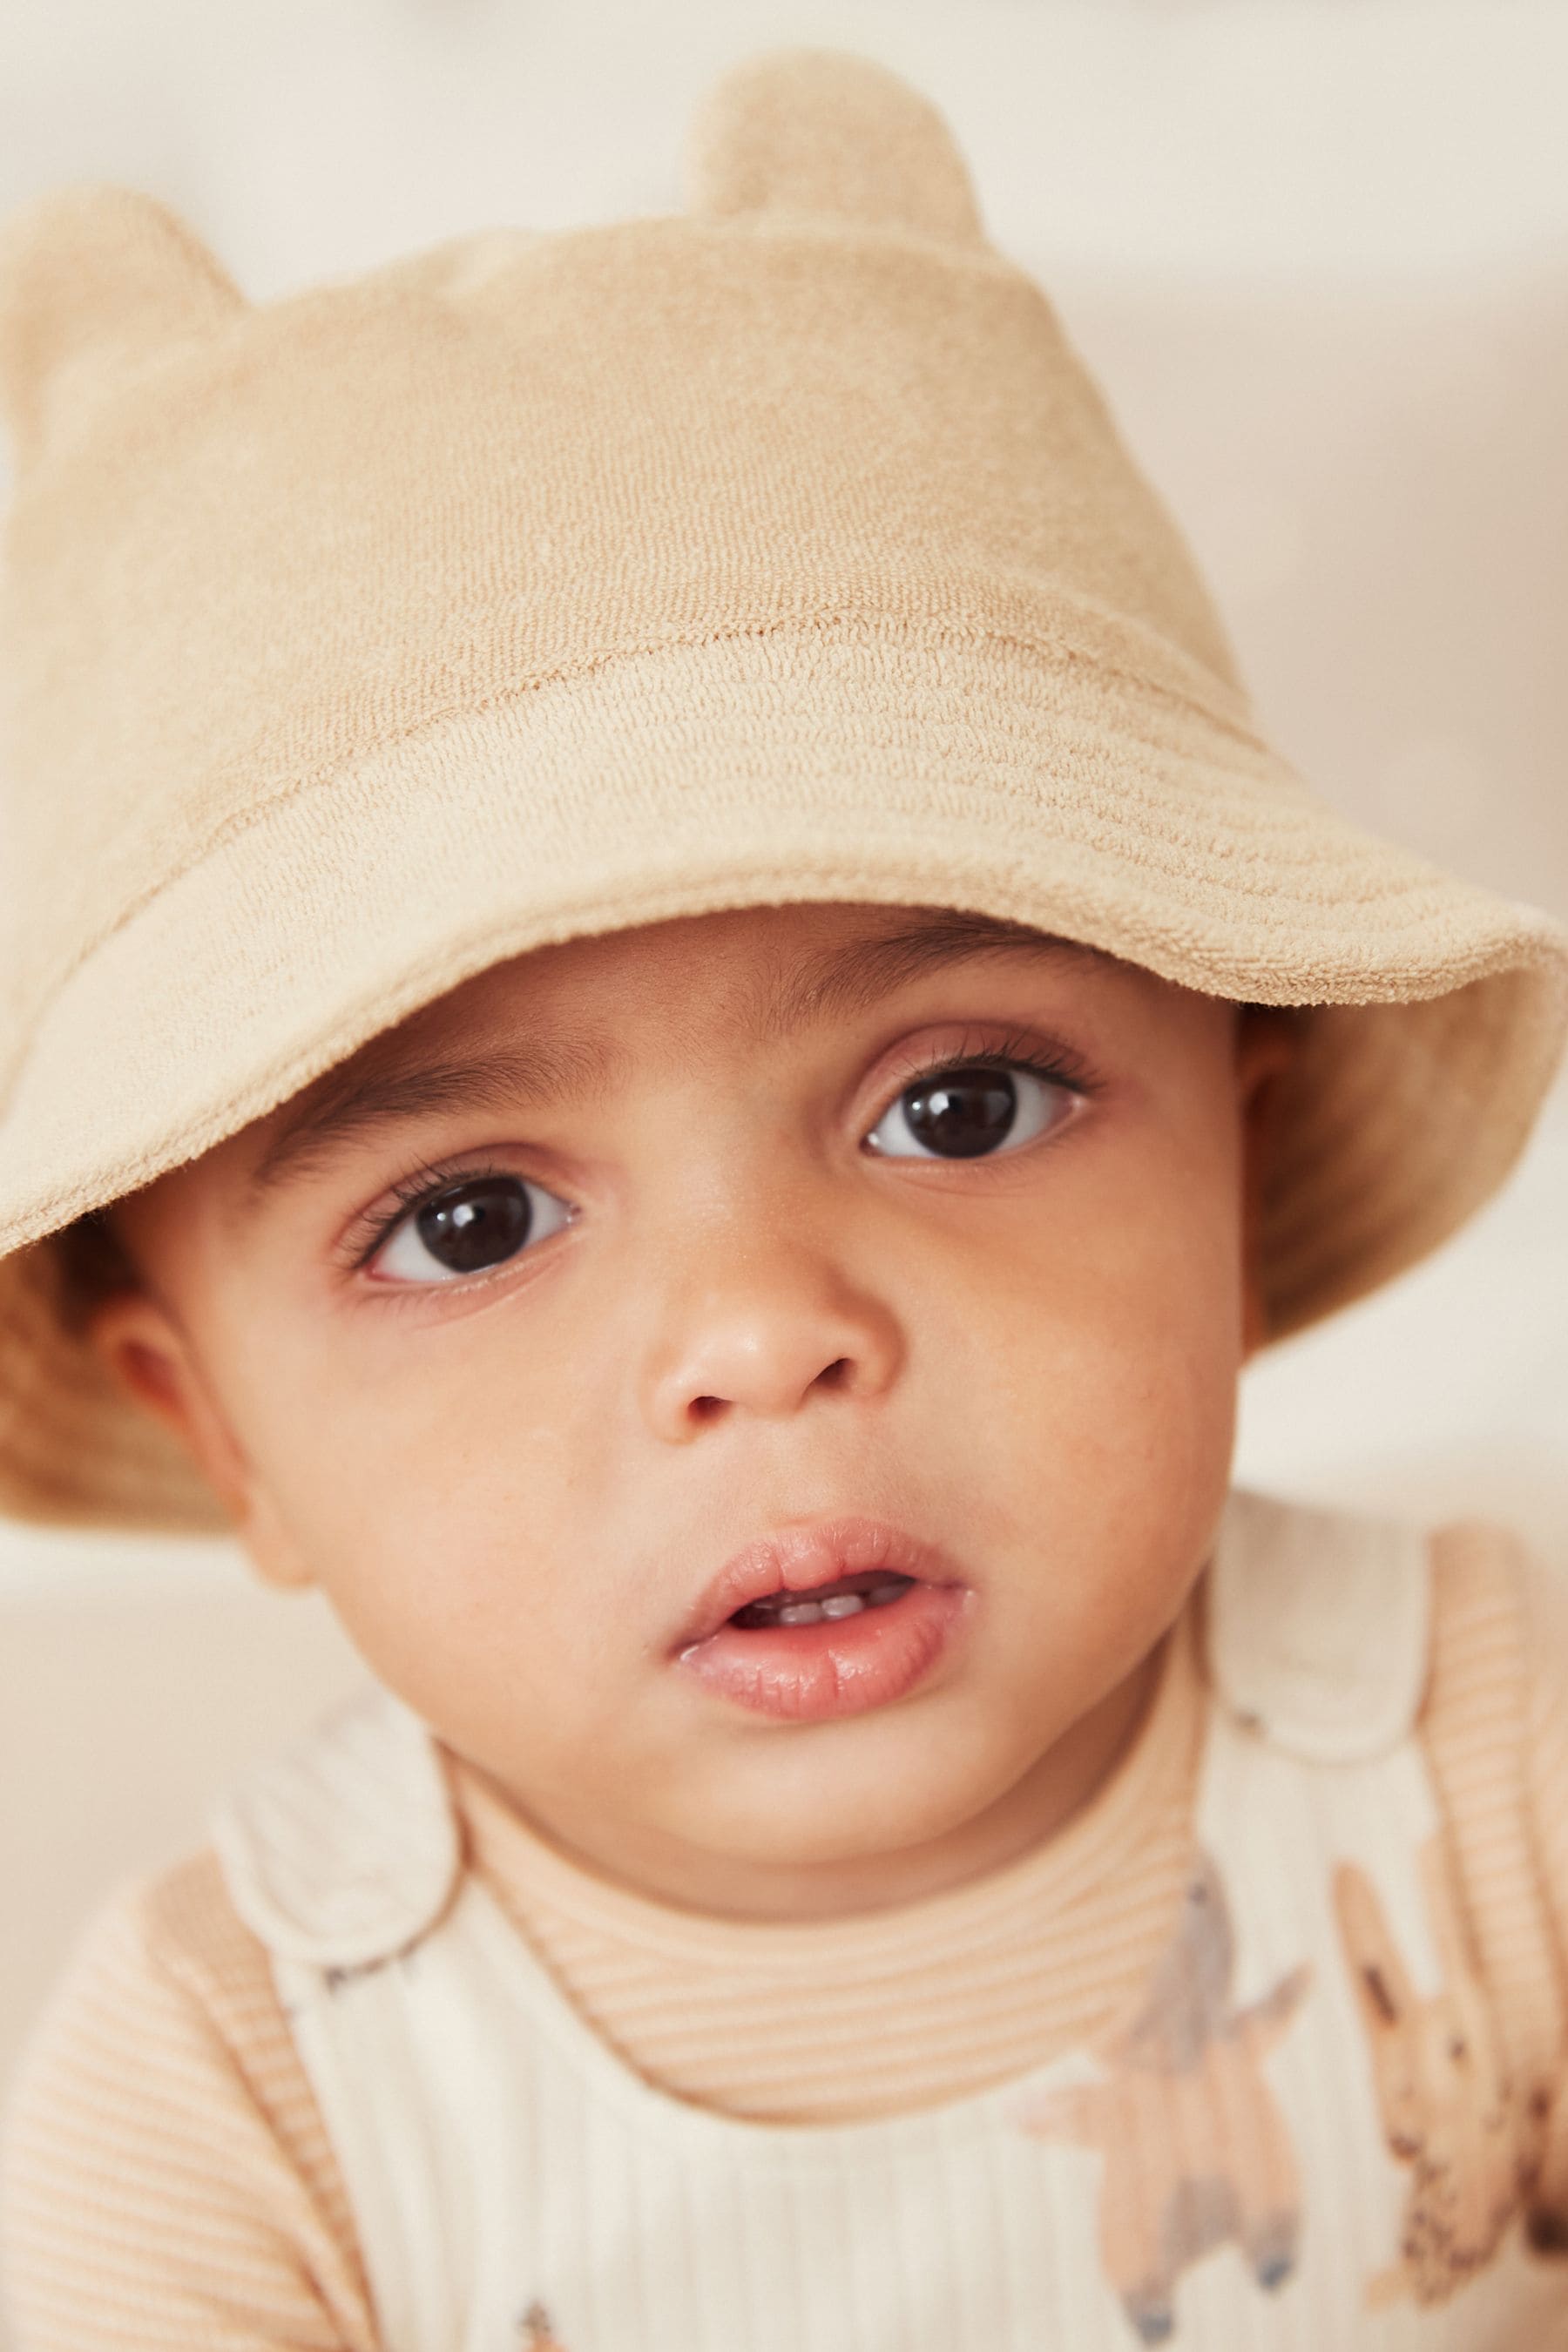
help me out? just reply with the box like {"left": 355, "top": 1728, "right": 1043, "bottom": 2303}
{"left": 2, "top": 618, "right": 1565, "bottom": 1529}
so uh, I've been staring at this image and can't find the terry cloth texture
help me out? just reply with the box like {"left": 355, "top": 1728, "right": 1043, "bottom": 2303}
{"left": 6, "top": 1517, "right": 1568, "bottom": 2346}
{"left": 0, "top": 46, "right": 1565, "bottom": 1530}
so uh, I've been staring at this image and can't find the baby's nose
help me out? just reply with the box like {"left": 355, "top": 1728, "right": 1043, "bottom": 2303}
{"left": 639, "top": 1256, "right": 902, "bottom": 1442}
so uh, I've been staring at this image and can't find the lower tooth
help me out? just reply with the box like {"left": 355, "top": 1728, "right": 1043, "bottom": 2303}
{"left": 820, "top": 1593, "right": 866, "bottom": 1619}
{"left": 776, "top": 1600, "right": 824, "bottom": 1625}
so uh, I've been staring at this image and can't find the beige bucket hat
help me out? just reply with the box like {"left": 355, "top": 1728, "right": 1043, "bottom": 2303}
{"left": 0, "top": 47, "right": 1564, "bottom": 1534}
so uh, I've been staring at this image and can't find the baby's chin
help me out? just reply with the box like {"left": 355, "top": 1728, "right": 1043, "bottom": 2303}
{"left": 642, "top": 1687, "right": 1087, "bottom": 1894}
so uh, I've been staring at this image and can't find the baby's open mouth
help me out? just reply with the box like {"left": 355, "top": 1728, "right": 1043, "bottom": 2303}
{"left": 674, "top": 1518, "right": 971, "bottom": 1723}
{"left": 727, "top": 1570, "right": 916, "bottom": 1628}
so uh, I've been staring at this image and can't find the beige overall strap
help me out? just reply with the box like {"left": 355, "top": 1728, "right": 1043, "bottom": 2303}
{"left": 209, "top": 1685, "right": 473, "bottom": 2352}
{"left": 1206, "top": 1484, "right": 1429, "bottom": 1762}
{"left": 211, "top": 1678, "right": 458, "bottom": 1966}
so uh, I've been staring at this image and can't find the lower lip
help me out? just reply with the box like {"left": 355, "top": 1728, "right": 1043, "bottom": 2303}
{"left": 676, "top": 1580, "right": 971, "bottom": 1723}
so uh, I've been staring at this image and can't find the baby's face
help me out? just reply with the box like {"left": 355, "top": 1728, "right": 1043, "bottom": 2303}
{"left": 99, "top": 903, "right": 1288, "bottom": 1915}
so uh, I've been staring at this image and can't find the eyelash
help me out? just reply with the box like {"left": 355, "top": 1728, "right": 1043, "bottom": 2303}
{"left": 340, "top": 1030, "right": 1101, "bottom": 1278}
{"left": 901, "top": 1028, "right": 1099, "bottom": 1105}
{"left": 341, "top": 1153, "right": 525, "bottom": 1274}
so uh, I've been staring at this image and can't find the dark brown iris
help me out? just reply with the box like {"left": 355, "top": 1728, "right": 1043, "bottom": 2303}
{"left": 415, "top": 1179, "right": 531, "bottom": 1274}
{"left": 901, "top": 1066, "right": 1017, "bottom": 1157}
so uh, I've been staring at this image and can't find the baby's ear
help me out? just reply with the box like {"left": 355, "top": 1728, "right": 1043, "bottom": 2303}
{"left": 0, "top": 182, "right": 244, "bottom": 465}
{"left": 1236, "top": 1003, "right": 1302, "bottom": 1097}
{"left": 683, "top": 48, "right": 989, "bottom": 250}
{"left": 85, "top": 1288, "right": 245, "bottom": 1517}
{"left": 87, "top": 1287, "right": 316, "bottom": 1590}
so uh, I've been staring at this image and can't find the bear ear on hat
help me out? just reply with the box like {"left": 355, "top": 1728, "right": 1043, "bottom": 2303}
{"left": 0, "top": 182, "right": 245, "bottom": 466}
{"left": 683, "top": 46, "right": 989, "bottom": 250}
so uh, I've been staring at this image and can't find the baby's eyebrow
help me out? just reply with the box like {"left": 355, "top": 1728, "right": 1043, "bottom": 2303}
{"left": 239, "top": 1038, "right": 625, "bottom": 1214}
{"left": 237, "top": 916, "right": 1100, "bottom": 1215}
{"left": 763, "top": 916, "right": 1104, "bottom": 1035}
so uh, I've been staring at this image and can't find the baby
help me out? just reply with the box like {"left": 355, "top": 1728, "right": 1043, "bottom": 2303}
{"left": 1, "top": 45, "right": 1566, "bottom": 2352}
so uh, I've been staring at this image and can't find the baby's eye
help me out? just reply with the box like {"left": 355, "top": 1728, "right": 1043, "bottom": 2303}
{"left": 865, "top": 1063, "right": 1068, "bottom": 1161}
{"left": 369, "top": 1173, "right": 571, "bottom": 1285}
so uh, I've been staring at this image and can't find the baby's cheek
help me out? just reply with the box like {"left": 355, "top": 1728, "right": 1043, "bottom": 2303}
{"left": 1063, "top": 1295, "right": 1240, "bottom": 1533}
{"left": 310, "top": 1524, "right": 616, "bottom": 1761}
{"left": 975, "top": 1198, "right": 1239, "bottom": 1454}
{"left": 973, "top": 1248, "right": 1238, "bottom": 1636}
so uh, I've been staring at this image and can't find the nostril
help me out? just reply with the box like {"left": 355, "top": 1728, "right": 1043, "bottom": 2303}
{"left": 816, "top": 1357, "right": 852, "bottom": 1391}
{"left": 689, "top": 1395, "right": 727, "bottom": 1424}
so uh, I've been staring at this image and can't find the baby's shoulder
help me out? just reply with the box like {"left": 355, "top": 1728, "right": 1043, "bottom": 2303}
{"left": 4, "top": 1839, "right": 280, "bottom": 2146}
{"left": 1422, "top": 1504, "right": 1568, "bottom": 1732}
{"left": 1425, "top": 1502, "right": 1554, "bottom": 1600}
{"left": 133, "top": 1836, "right": 280, "bottom": 2014}
{"left": 1, "top": 1842, "right": 377, "bottom": 2350}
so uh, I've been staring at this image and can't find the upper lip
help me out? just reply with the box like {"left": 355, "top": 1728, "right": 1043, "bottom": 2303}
{"left": 674, "top": 1515, "right": 963, "bottom": 1651}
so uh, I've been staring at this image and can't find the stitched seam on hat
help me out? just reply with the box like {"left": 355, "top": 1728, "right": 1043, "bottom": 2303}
{"left": 20, "top": 607, "right": 1274, "bottom": 1022}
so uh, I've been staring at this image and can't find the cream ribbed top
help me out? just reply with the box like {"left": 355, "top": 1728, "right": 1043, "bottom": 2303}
{"left": 3, "top": 1523, "right": 1568, "bottom": 2349}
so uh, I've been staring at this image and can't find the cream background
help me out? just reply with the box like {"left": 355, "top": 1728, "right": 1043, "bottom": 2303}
{"left": 1, "top": 0, "right": 1565, "bottom": 2173}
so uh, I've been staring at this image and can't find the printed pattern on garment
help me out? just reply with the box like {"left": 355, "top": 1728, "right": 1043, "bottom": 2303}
{"left": 1019, "top": 1848, "right": 1311, "bottom": 2343}
{"left": 520, "top": 2304, "right": 569, "bottom": 2349}
{"left": 1335, "top": 1835, "right": 1533, "bottom": 2310}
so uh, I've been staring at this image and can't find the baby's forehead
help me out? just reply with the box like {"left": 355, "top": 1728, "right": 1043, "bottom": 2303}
{"left": 322, "top": 902, "right": 1149, "bottom": 1070}
{"left": 231, "top": 902, "right": 1166, "bottom": 1187}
